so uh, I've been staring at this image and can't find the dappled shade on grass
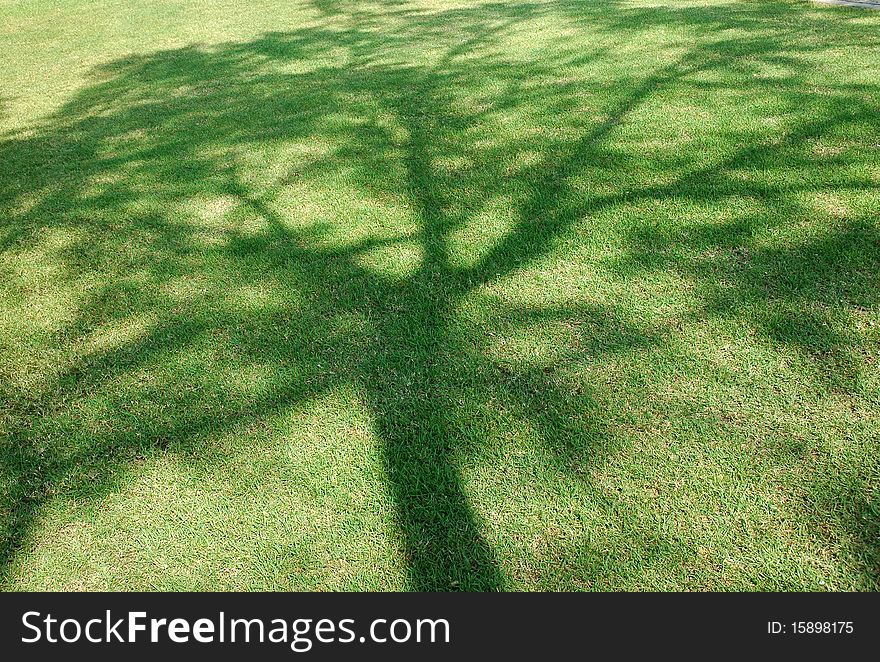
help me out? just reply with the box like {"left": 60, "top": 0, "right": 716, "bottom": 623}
{"left": 0, "top": 0, "right": 878, "bottom": 590}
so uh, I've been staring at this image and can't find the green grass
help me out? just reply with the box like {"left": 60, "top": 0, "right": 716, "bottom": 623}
{"left": 1, "top": 0, "right": 878, "bottom": 591}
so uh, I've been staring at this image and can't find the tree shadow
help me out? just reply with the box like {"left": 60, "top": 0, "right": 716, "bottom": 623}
{"left": 1, "top": 0, "right": 878, "bottom": 589}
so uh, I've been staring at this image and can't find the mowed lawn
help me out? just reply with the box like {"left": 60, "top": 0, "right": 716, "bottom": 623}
{"left": 1, "top": 0, "right": 878, "bottom": 591}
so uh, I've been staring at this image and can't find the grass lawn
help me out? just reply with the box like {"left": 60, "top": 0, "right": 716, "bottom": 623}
{"left": 1, "top": 0, "right": 878, "bottom": 591}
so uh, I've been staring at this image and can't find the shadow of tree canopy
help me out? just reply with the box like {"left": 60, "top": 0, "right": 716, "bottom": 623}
{"left": 1, "top": 0, "right": 878, "bottom": 589}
